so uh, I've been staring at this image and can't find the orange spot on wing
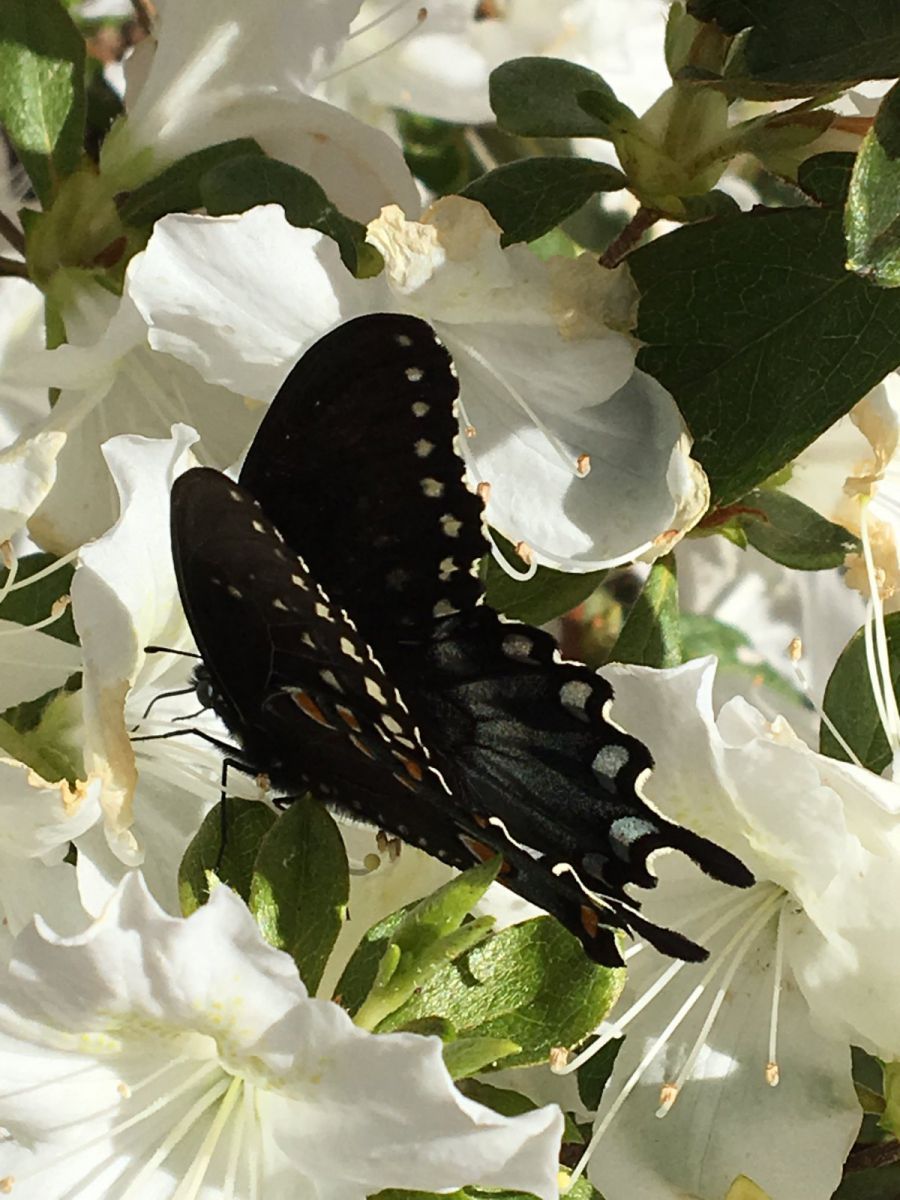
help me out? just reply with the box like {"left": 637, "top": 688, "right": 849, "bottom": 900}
{"left": 336, "top": 705, "right": 362, "bottom": 732}
{"left": 350, "top": 734, "right": 375, "bottom": 759}
{"left": 291, "top": 690, "right": 335, "bottom": 728}
{"left": 402, "top": 758, "right": 424, "bottom": 782}
{"left": 580, "top": 904, "right": 599, "bottom": 939}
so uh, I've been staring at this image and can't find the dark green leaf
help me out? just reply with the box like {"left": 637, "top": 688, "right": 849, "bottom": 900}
{"left": 833, "top": 1163, "right": 900, "bottom": 1198}
{"left": 483, "top": 535, "right": 606, "bottom": 624}
{"left": 459, "top": 1080, "right": 587, "bottom": 1145}
{"left": 490, "top": 57, "right": 615, "bottom": 139}
{"left": 118, "top": 139, "right": 265, "bottom": 226}
{"left": 460, "top": 157, "right": 625, "bottom": 246}
{"left": 687, "top": 0, "right": 900, "bottom": 98}
{"left": 797, "top": 152, "right": 855, "bottom": 206}
{"left": 739, "top": 488, "right": 860, "bottom": 568}
{"left": 379, "top": 916, "right": 624, "bottom": 1069}
{"left": 0, "top": 0, "right": 85, "bottom": 203}
{"left": 631, "top": 205, "right": 900, "bottom": 505}
{"left": 577, "top": 1036, "right": 624, "bottom": 1110}
{"left": 396, "top": 112, "right": 481, "bottom": 196}
{"left": 0, "top": 553, "right": 76, "bottom": 644}
{"left": 200, "top": 154, "right": 369, "bottom": 274}
{"left": 178, "top": 798, "right": 277, "bottom": 916}
{"left": 610, "top": 555, "right": 681, "bottom": 668}
{"left": 846, "top": 82, "right": 900, "bottom": 288}
{"left": 249, "top": 798, "right": 349, "bottom": 993}
{"left": 820, "top": 615, "right": 900, "bottom": 772}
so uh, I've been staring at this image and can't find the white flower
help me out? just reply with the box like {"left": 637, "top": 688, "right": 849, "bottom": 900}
{"left": 120, "top": 198, "right": 708, "bottom": 570}
{"left": 0, "top": 277, "right": 48, "bottom": 450}
{"left": 13, "top": 275, "right": 260, "bottom": 553}
{"left": 785, "top": 372, "right": 900, "bottom": 610}
{"left": 324, "top": 0, "right": 671, "bottom": 131}
{"left": 558, "top": 656, "right": 892, "bottom": 1200}
{"left": 0, "top": 873, "right": 564, "bottom": 1200}
{"left": 70, "top": 425, "right": 236, "bottom": 914}
{"left": 100, "top": 0, "right": 419, "bottom": 223}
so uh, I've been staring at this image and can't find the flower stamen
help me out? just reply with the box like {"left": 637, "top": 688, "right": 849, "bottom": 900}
{"left": 860, "top": 498, "right": 900, "bottom": 774}
{"left": 318, "top": 7, "right": 428, "bottom": 83}
{"left": 0, "top": 594, "right": 70, "bottom": 635}
{"left": 788, "top": 638, "right": 863, "bottom": 768}
{"left": 766, "top": 899, "right": 788, "bottom": 1087}
{"left": 556, "top": 886, "right": 768, "bottom": 1076}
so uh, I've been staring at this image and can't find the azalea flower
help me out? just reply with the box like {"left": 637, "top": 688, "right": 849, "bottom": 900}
{"left": 69, "top": 425, "right": 241, "bottom": 915}
{"left": 117, "top": 197, "right": 708, "bottom": 570}
{"left": 553, "top": 653, "right": 899, "bottom": 1200}
{"left": 784, "top": 372, "right": 900, "bottom": 610}
{"left": 100, "top": 0, "right": 419, "bottom": 223}
{"left": 0, "top": 872, "right": 564, "bottom": 1200}
{"left": 13, "top": 278, "right": 260, "bottom": 552}
{"left": 324, "top": 0, "right": 671, "bottom": 131}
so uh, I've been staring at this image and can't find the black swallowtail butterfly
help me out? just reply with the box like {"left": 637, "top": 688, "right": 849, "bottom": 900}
{"left": 170, "top": 313, "right": 752, "bottom": 966}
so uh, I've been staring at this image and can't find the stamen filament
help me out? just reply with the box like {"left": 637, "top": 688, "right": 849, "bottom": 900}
{"left": 318, "top": 7, "right": 428, "bottom": 82}
{"left": 860, "top": 500, "right": 900, "bottom": 765}
{"left": 118, "top": 1071, "right": 232, "bottom": 1200}
{"left": 789, "top": 639, "right": 863, "bottom": 768}
{"left": 656, "top": 891, "right": 782, "bottom": 1116}
{"left": 172, "top": 1076, "right": 243, "bottom": 1200}
{"left": 0, "top": 595, "right": 70, "bottom": 634}
{"left": 0, "top": 544, "right": 17, "bottom": 606}
{"left": 557, "top": 886, "right": 767, "bottom": 1075}
{"left": 485, "top": 527, "right": 538, "bottom": 582}
{"left": 766, "top": 898, "right": 788, "bottom": 1086}
{"left": 348, "top": 0, "right": 416, "bottom": 40}
{"left": 568, "top": 984, "right": 708, "bottom": 1187}
{"left": 7, "top": 546, "right": 79, "bottom": 591}
{"left": 223, "top": 1082, "right": 250, "bottom": 1200}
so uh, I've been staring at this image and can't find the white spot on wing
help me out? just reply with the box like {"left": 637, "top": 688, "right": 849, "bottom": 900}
{"left": 440, "top": 514, "right": 462, "bottom": 538}
{"left": 593, "top": 744, "right": 631, "bottom": 778}
{"left": 421, "top": 478, "right": 444, "bottom": 498}
{"left": 406, "top": 366, "right": 424, "bottom": 382}
{"left": 396, "top": 333, "right": 413, "bottom": 347}
{"left": 415, "top": 439, "right": 435, "bottom": 458}
{"left": 412, "top": 401, "right": 430, "bottom": 418}
{"left": 365, "top": 677, "right": 388, "bottom": 705}
{"left": 340, "top": 636, "right": 363, "bottom": 663}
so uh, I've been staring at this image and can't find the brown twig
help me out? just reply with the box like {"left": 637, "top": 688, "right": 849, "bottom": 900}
{"left": 0, "top": 209, "right": 26, "bottom": 256}
{"left": 599, "top": 206, "right": 661, "bottom": 269}
{"left": 844, "top": 1138, "right": 900, "bottom": 1173}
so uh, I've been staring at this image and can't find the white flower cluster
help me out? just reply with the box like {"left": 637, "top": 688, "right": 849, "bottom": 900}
{"left": 0, "top": 1, "right": 897, "bottom": 1198}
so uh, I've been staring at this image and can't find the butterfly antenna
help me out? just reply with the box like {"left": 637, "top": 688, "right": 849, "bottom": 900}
{"left": 144, "top": 644, "right": 202, "bottom": 658}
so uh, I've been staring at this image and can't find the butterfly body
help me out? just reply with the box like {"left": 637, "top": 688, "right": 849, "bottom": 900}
{"left": 171, "top": 313, "right": 752, "bottom": 966}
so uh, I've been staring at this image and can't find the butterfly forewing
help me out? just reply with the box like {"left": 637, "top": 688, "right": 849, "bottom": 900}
{"left": 239, "top": 313, "right": 487, "bottom": 645}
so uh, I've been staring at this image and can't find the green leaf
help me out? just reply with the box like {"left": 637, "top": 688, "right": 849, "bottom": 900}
{"left": 687, "top": 0, "right": 900, "bottom": 98}
{"left": 0, "top": 0, "right": 85, "bottom": 203}
{"left": 846, "top": 82, "right": 900, "bottom": 288}
{"left": 200, "top": 154, "right": 370, "bottom": 274}
{"left": 178, "top": 798, "right": 277, "bottom": 916}
{"left": 378, "top": 916, "right": 624, "bottom": 1069}
{"left": 610, "top": 555, "right": 681, "bottom": 668}
{"left": 489, "top": 57, "right": 616, "bottom": 139}
{"left": 680, "top": 613, "right": 805, "bottom": 707}
{"left": 249, "top": 798, "right": 349, "bottom": 994}
{"left": 0, "top": 686, "right": 82, "bottom": 785}
{"left": 353, "top": 859, "right": 500, "bottom": 1030}
{"left": 576, "top": 1037, "right": 624, "bottom": 1110}
{"left": 833, "top": 1164, "right": 900, "bottom": 1200}
{"left": 396, "top": 112, "right": 481, "bottom": 196}
{"left": 739, "top": 488, "right": 860, "bottom": 569}
{"left": 483, "top": 535, "right": 606, "bottom": 624}
{"left": 118, "top": 138, "right": 265, "bottom": 227}
{"left": 459, "top": 1079, "right": 588, "bottom": 1146}
{"left": 460, "top": 157, "right": 626, "bottom": 247}
{"left": 0, "top": 553, "right": 77, "bottom": 644}
{"left": 820, "top": 615, "right": 900, "bottom": 772}
{"left": 333, "top": 906, "right": 408, "bottom": 1012}
{"left": 630, "top": 203, "right": 900, "bottom": 505}
{"left": 798, "top": 151, "right": 855, "bottom": 206}
{"left": 442, "top": 1036, "right": 521, "bottom": 1079}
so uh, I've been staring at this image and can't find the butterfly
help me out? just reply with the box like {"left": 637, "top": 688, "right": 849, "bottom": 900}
{"left": 170, "top": 312, "right": 753, "bottom": 967}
